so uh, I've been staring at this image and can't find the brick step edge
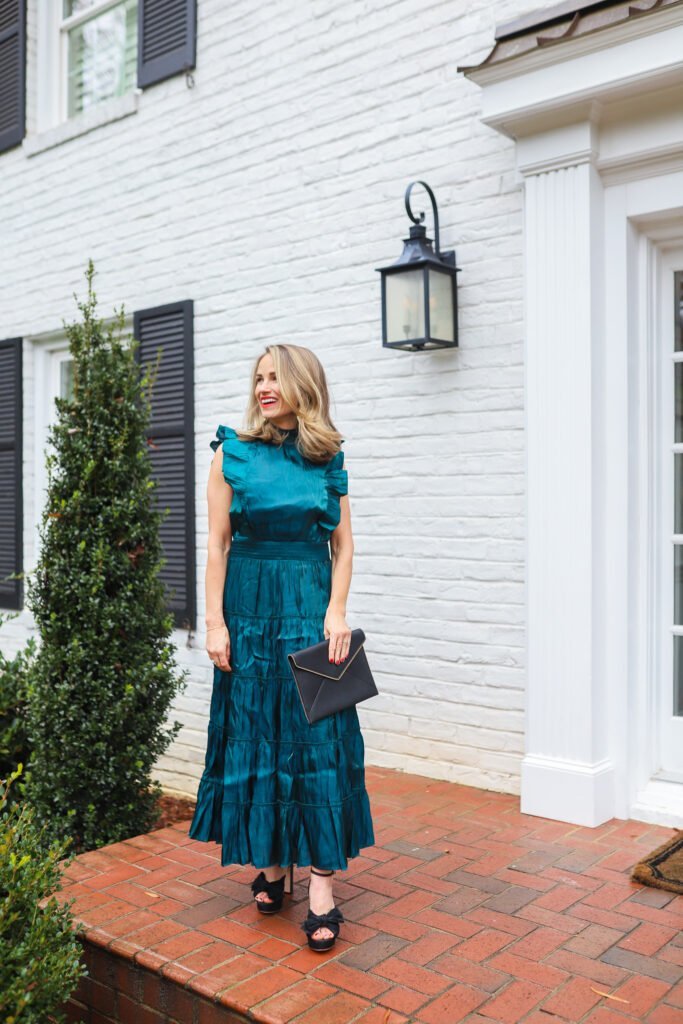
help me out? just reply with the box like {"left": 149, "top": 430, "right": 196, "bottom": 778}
{"left": 62, "top": 936, "right": 250, "bottom": 1024}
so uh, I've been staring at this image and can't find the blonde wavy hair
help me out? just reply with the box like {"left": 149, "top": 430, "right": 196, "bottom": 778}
{"left": 236, "top": 344, "right": 344, "bottom": 464}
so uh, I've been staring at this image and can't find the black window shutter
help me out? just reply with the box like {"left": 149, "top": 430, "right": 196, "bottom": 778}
{"left": 133, "top": 301, "right": 195, "bottom": 631}
{"left": 0, "top": 0, "right": 26, "bottom": 154}
{"left": 0, "top": 338, "right": 23, "bottom": 610}
{"left": 137, "top": 0, "right": 197, "bottom": 89}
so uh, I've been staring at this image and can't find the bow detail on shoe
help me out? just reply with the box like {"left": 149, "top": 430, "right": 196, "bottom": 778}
{"left": 300, "top": 905, "right": 345, "bottom": 938}
{"left": 251, "top": 871, "right": 285, "bottom": 899}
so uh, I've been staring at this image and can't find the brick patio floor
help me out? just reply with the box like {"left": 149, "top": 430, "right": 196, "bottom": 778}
{"left": 60, "top": 766, "right": 683, "bottom": 1024}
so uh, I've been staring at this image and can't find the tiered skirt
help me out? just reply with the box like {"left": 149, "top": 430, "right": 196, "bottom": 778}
{"left": 189, "top": 537, "right": 375, "bottom": 869}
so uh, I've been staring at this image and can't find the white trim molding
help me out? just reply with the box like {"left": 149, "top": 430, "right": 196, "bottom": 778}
{"left": 464, "top": 3, "right": 683, "bottom": 826}
{"left": 522, "top": 756, "right": 615, "bottom": 828}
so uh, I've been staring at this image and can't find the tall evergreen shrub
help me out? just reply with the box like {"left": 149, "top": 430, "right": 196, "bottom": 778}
{"left": 26, "top": 260, "right": 187, "bottom": 851}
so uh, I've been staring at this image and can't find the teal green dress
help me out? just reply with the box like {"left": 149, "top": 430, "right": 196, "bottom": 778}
{"left": 189, "top": 423, "right": 375, "bottom": 870}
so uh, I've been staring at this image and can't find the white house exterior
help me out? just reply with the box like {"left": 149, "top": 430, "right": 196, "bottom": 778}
{"left": 1, "top": 0, "right": 682, "bottom": 830}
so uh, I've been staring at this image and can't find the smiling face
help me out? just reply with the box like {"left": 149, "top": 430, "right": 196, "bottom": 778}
{"left": 255, "top": 352, "right": 297, "bottom": 428}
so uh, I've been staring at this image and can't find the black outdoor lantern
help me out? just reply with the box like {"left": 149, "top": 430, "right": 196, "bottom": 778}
{"left": 376, "top": 180, "right": 460, "bottom": 352}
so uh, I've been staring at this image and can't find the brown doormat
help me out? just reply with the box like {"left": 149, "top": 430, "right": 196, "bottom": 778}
{"left": 631, "top": 830, "right": 683, "bottom": 894}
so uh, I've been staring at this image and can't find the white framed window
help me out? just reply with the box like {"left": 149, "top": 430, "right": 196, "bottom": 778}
{"left": 655, "top": 248, "right": 683, "bottom": 784}
{"left": 61, "top": 0, "right": 138, "bottom": 120}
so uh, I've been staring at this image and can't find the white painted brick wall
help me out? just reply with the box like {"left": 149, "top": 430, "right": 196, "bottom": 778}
{"left": 0, "top": 0, "right": 546, "bottom": 799}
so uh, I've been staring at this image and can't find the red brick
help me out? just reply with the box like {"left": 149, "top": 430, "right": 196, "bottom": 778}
{"left": 151, "top": 929, "right": 212, "bottom": 960}
{"left": 198, "top": 917, "right": 262, "bottom": 947}
{"left": 124, "top": 918, "right": 185, "bottom": 949}
{"left": 618, "top": 923, "right": 679, "bottom": 956}
{"left": 361, "top": 910, "right": 428, "bottom": 941}
{"left": 413, "top": 907, "right": 482, "bottom": 938}
{"left": 256, "top": 978, "right": 336, "bottom": 1023}
{"left": 395, "top": 930, "right": 458, "bottom": 965}
{"left": 519, "top": 904, "right": 592, "bottom": 935}
{"left": 118, "top": 993, "right": 164, "bottom": 1024}
{"left": 432, "top": 952, "right": 508, "bottom": 992}
{"left": 465, "top": 907, "right": 537, "bottom": 937}
{"left": 546, "top": 949, "right": 629, "bottom": 986}
{"left": 488, "top": 950, "right": 568, "bottom": 989}
{"left": 532, "top": 884, "right": 586, "bottom": 912}
{"left": 660, "top": 943, "right": 683, "bottom": 967}
{"left": 648, "top": 1007, "right": 683, "bottom": 1024}
{"left": 371, "top": 956, "right": 451, "bottom": 996}
{"left": 176, "top": 939, "right": 240, "bottom": 973}
{"left": 250, "top": 936, "right": 298, "bottom": 961}
{"left": 477, "top": 980, "right": 547, "bottom": 1023}
{"left": 564, "top": 924, "right": 626, "bottom": 957}
{"left": 609, "top": 975, "right": 673, "bottom": 1017}
{"left": 667, "top": 980, "right": 683, "bottom": 1008}
{"left": 581, "top": 883, "right": 637, "bottom": 910}
{"left": 349, "top": 873, "right": 414, "bottom": 899}
{"left": 384, "top": 889, "right": 437, "bottom": 918}
{"left": 220, "top": 965, "right": 303, "bottom": 1013}
{"left": 568, "top": 902, "right": 639, "bottom": 933}
{"left": 350, "top": 1004, "right": 411, "bottom": 1024}
{"left": 370, "top": 854, "right": 425, "bottom": 878}
{"left": 415, "top": 983, "right": 487, "bottom": 1023}
{"left": 541, "top": 977, "right": 604, "bottom": 1019}
{"left": 377, "top": 986, "right": 430, "bottom": 1014}
{"left": 313, "top": 961, "right": 392, "bottom": 1000}
{"left": 292, "top": 991, "right": 370, "bottom": 1024}
{"left": 453, "top": 928, "right": 513, "bottom": 962}
{"left": 187, "top": 952, "right": 270, "bottom": 1000}
{"left": 584, "top": 1010, "right": 646, "bottom": 1024}
{"left": 88, "top": 978, "right": 116, "bottom": 1017}
{"left": 502, "top": 929, "right": 561, "bottom": 962}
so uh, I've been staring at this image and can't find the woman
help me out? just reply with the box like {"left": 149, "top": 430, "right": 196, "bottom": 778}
{"left": 189, "top": 343, "right": 375, "bottom": 952}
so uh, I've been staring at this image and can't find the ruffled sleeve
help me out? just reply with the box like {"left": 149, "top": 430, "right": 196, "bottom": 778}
{"left": 318, "top": 444, "right": 348, "bottom": 534}
{"left": 210, "top": 425, "right": 249, "bottom": 516}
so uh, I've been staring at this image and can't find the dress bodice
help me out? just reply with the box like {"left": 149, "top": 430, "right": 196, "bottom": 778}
{"left": 210, "top": 424, "right": 348, "bottom": 543}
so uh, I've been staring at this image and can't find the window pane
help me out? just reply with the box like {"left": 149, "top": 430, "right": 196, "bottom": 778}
{"left": 676, "top": 272, "right": 683, "bottom": 353}
{"left": 676, "top": 363, "right": 683, "bottom": 443}
{"left": 673, "top": 637, "right": 683, "bottom": 716}
{"left": 64, "top": 0, "right": 101, "bottom": 15}
{"left": 67, "top": 0, "right": 137, "bottom": 117}
{"left": 386, "top": 270, "right": 425, "bottom": 345}
{"left": 60, "top": 360, "right": 74, "bottom": 402}
{"left": 676, "top": 455, "right": 683, "bottom": 535}
{"left": 675, "top": 545, "right": 683, "bottom": 626}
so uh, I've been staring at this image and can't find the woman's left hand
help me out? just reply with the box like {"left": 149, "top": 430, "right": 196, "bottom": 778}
{"left": 324, "top": 609, "right": 352, "bottom": 664}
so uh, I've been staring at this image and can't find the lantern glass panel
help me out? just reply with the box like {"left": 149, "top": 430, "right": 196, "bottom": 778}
{"left": 386, "top": 269, "right": 425, "bottom": 345}
{"left": 428, "top": 268, "right": 455, "bottom": 342}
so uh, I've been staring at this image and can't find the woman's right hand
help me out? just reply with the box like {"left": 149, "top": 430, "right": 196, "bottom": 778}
{"left": 207, "top": 623, "right": 232, "bottom": 672}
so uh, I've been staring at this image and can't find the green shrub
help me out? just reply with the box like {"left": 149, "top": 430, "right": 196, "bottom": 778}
{"left": 0, "top": 766, "right": 85, "bottom": 1024}
{"left": 25, "top": 259, "right": 187, "bottom": 852}
{"left": 0, "top": 612, "right": 36, "bottom": 793}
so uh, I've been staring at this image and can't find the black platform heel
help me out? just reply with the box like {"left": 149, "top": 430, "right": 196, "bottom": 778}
{"left": 301, "top": 867, "right": 344, "bottom": 952}
{"left": 251, "top": 864, "right": 294, "bottom": 915}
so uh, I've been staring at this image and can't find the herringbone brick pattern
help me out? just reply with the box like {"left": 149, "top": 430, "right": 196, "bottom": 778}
{"left": 59, "top": 767, "right": 683, "bottom": 1023}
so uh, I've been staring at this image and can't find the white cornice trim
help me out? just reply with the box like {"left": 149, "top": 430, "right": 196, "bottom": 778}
{"left": 518, "top": 146, "right": 598, "bottom": 176}
{"left": 597, "top": 141, "right": 683, "bottom": 185}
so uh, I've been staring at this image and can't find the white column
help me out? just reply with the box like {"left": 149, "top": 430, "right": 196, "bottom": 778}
{"left": 519, "top": 121, "right": 615, "bottom": 826}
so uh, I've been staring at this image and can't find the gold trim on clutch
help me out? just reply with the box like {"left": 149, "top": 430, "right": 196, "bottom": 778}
{"left": 288, "top": 641, "right": 364, "bottom": 681}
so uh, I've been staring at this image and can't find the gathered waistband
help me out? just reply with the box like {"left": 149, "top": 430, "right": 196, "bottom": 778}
{"left": 229, "top": 537, "right": 331, "bottom": 561}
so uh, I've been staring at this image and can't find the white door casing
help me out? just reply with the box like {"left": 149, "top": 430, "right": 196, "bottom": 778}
{"left": 465, "top": 5, "right": 683, "bottom": 825}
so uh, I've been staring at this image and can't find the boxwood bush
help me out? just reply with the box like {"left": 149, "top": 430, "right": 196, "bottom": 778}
{"left": 0, "top": 614, "right": 35, "bottom": 796}
{"left": 0, "top": 766, "right": 85, "bottom": 1024}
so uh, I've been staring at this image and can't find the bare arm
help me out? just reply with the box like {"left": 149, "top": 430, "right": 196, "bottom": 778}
{"left": 206, "top": 446, "right": 233, "bottom": 671}
{"left": 324, "top": 492, "right": 354, "bottom": 664}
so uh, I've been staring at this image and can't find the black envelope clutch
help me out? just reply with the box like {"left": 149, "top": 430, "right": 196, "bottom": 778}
{"left": 287, "top": 628, "right": 378, "bottom": 724}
